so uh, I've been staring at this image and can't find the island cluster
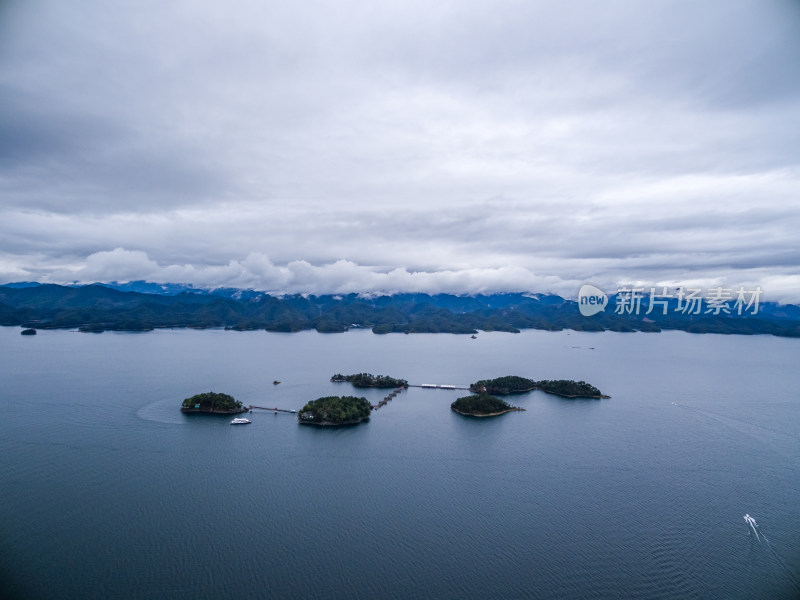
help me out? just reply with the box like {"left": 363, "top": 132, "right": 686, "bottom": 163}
{"left": 450, "top": 375, "right": 609, "bottom": 417}
{"left": 469, "top": 375, "right": 609, "bottom": 399}
{"left": 178, "top": 373, "right": 608, "bottom": 425}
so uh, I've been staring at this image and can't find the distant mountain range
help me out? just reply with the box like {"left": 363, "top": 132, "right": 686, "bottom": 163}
{"left": 1, "top": 282, "right": 799, "bottom": 337}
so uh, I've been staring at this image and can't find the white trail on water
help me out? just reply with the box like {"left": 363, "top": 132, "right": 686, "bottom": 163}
{"left": 743, "top": 514, "right": 760, "bottom": 540}
{"left": 743, "top": 514, "right": 800, "bottom": 594}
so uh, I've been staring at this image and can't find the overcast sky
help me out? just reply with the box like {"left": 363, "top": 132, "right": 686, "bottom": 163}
{"left": 1, "top": 0, "right": 799, "bottom": 300}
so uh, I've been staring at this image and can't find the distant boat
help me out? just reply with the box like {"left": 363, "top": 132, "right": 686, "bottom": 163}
{"left": 273, "top": 380, "right": 281, "bottom": 385}
{"left": 470, "top": 335, "right": 477, "bottom": 339}
{"left": 230, "top": 418, "right": 251, "bottom": 425}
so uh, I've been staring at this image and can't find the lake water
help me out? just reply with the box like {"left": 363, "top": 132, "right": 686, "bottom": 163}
{"left": 1, "top": 326, "right": 798, "bottom": 599}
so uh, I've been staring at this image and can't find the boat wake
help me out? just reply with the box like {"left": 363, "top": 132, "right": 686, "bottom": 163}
{"left": 743, "top": 514, "right": 800, "bottom": 594}
{"left": 743, "top": 514, "right": 760, "bottom": 540}
{"left": 136, "top": 399, "right": 186, "bottom": 425}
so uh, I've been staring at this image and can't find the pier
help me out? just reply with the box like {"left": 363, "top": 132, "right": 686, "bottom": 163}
{"left": 409, "top": 384, "right": 470, "bottom": 390}
{"left": 371, "top": 386, "right": 406, "bottom": 411}
{"left": 249, "top": 405, "right": 297, "bottom": 414}
{"left": 247, "top": 382, "right": 466, "bottom": 416}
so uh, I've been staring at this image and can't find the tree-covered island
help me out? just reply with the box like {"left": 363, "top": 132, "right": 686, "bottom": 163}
{"left": 298, "top": 396, "right": 372, "bottom": 426}
{"left": 451, "top": 394, "right": 525, "bottom": 417}
{"left": 470, "top": 376, "right": 609, "bottom": 398}
{"left": 180, "top": 392, "right": 247, "bottom": 414}
{"left": 330, "top": 373, "right": 408, "bottom": 388}
{"left": 533, "top": 379, "right": 609, "bottom": 398}
{"left": 470, "top": 375, "right": 538, "bottom": 395}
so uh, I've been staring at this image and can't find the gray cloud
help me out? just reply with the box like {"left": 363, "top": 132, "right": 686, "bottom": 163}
{"left": 1, "top": 0, "right": 799, "bottom": 300}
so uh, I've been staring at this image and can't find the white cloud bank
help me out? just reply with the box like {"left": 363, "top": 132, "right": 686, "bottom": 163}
{"left": 3, "top": 247, "right": 798, "bottom": 304}
{"left": 38, "top": 248, "right": 581, "bottom": 297}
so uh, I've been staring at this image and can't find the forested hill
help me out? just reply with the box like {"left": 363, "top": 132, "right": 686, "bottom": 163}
{"left": 1, "top": 283, "right": 799, "bottom": 337}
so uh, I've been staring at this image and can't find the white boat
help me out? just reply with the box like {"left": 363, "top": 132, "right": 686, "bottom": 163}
{"left": 230, "top": 417, "right": 251, "bottom": 425}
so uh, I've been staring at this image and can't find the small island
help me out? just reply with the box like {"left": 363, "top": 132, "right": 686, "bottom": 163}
{"left": 470, "top": 375, "right": 537, "bottom": 395}
{"left": 298, "top": 396, "right": 372, "bottom": 426}
{"left": 451, "top": 394, "right": 525, "bottom": 417}
{"left": 330, "top": 373, "right": 408, "bottom": 389}
{"left": 533, "top": 379, "right": 610, "bottom": 398}
{"left": 470, "top": 375, "right": 608, "bottom": 398}
{"left": 180, "top": 391, "right": 247, "bottom": 414}
{"left": 20, "top": 328, "right": 37, "bottom": 335}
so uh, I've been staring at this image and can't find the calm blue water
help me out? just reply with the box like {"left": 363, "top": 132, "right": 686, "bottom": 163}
{"left": 1, "top": 327, "right": 798, "bottom": 599}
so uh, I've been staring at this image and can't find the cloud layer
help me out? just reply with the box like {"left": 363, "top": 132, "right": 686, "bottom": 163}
{"left": 1, "top": 0, "right": 799, "bottom": 300}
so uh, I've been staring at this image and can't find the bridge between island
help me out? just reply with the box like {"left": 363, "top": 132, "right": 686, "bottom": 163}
{"left": 249, "top": 405, "right": 297, "bottom": 414}
{"left": 408, "top": 384, "right": 470, "bottom": 390}
{"left": 249, "top": 383, "right": 471, "bottom": 415}
{"left": 372, "top": 384, "right": 470, "bottom": 411}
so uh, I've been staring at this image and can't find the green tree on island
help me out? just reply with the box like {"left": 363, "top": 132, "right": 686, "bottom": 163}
{"left": 451, "top": 394, "right": 523, "bottom": 417}
{"left": 533, "top": 380, "right": 604, "bottom": 398}
{"left": 181, "top": 392, "right": 243, "bottom": 412}
{"left": 299, "top": 396, "right": 372, "bottom": 425}
{"left": 470, "top": 376, "right": 607, "bottom": 398}
{"left": 470, "top": 375, "right": 537, "bottom": 395}
{"left": 330, "top": 373, "right": 408, "bottom": 388}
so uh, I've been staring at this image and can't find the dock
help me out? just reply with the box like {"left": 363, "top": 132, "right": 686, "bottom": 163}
{"left": 410, "top": 384, "right": 470, "bottom": 390}
{"left": 249, "top": 405, "right": 297, "bottom": 414}
{"left": 247, "top": 382, "right": 467, "bottom": 416}
{"left": 371, "top": 386, "right": 406, "bottom": 411}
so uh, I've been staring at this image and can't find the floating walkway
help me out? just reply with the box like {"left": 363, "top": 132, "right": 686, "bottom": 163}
{"left": 248, "top": 382, "right": 466, "bottom": 416}
{"left": 410, "top": 384, "right": 470, "bottom": 390}
{"left": 249, "top": 405, "right": 296, "bottom": 414}
{"left": 371, "top": 387, "right": 406, "bottom": 411}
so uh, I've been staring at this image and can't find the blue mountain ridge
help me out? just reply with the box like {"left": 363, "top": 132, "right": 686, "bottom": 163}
{"left": 0, "top": 282, "right": 798, "bottom": 336}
